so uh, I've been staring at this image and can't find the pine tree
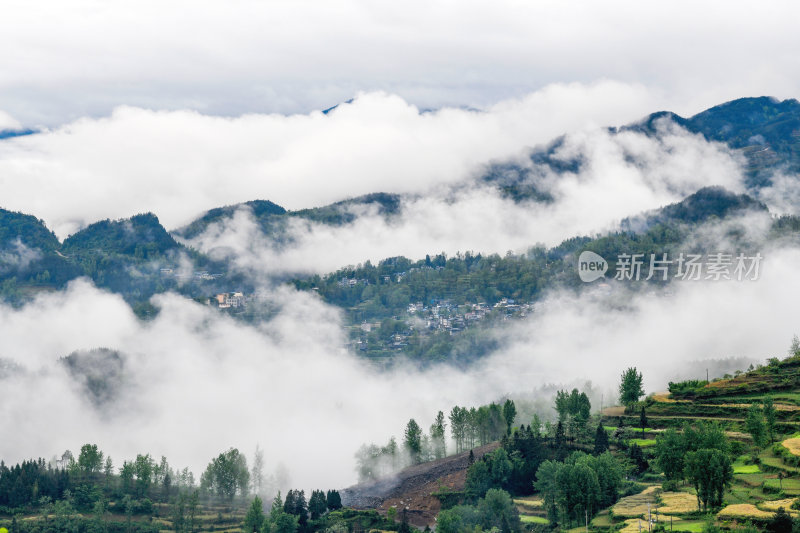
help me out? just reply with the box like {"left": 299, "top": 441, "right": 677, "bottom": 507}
{"left": 243, "top": 496, "right": 265, "bottom": 533}
{"left": 294, "top": 490, "right": 308, "bottom": 528}
{"left": 398, "top": 508, "right": 412, "bottom": 533}
{"left": 502, "top": 399, "right": 517, "bottom": 436}
{"left": 555, "top": 421, "right": 565, "bottom": 447}
{"left": 325, "top": 490, "right": 342, "bottom": 511}
{"left": 594, "top": 424, "right": 609, "bottom": 454}
{"left": 639, "top": 407, "right": 648, "bottom": 437}
{"left": 308, "top": 490, "right": 327, "bottom": 520}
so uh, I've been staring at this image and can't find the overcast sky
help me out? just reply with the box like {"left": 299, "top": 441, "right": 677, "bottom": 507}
{"left": 1, "top": 0, "right": 799, "bottom": 128}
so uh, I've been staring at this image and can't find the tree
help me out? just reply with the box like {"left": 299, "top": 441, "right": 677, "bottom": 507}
{"left": 639, "top": 406, "right": 648, "bottom": 437}
{"left": 201, "top": 448, "right": 250, "bottom": 500}
{"left": 243, "top": 496, "right": 265, "bottom": 533}
{"left": 684, "top": 449, "right": 732, "bottom": 511}
{"left": 119, "top": 461, "right": 134, "bottom": 495}
{"left": 398, "top": 508, "right": 412, "bottom": 533}
{"left": 430, "top": 411, "right": 447, "bottom": 459}
{"left": 530, "top": 414, "right": 543, "bottom": 438}
{"left": 655, "top": 428, "right": 686, "bottom": 481}
{"left": 628, "top": 444, "right": 648, "bottom": 474}
{"left": 308, "top": 490, "right": 327, "bottom": 520}
{"left": 790, "top": 335, "right": 800, "bottom": 358}
{"left": 592, "top": 453, "right": 623, "bottom": 508}
{"left": 746, "top": 403, "right": 767, "bottom": 448}
{"left": 534, "top": 460, "right": 560, "bottom": 524}
{"left": 326, "top": 490, "right": 342, "bottom": 511}
{"left": 171, "top": 493, "right": 187, "bottom": 533}
{"left": 593, "top": 425, "right": 609, "bottom": 454}
{"left": 476, "top": 489, "right": 522, "bottom": 533}
{"left": 619, "top": 367, "right": 644, "bottom": 411}
{"left": 464, "top": 449, "right": 513, "bottom": 501}
{"left": 404, "top": 419, "right": 423, "bottom": 463}
{"left": 450, "top": 407, "right": 467, "bottom": 453}
{"left": 502, "top": 399, "right": 517, "bottom": 436}
{"left": 133, "top": 454, "right": 153, "bottom": 498}
{"left": 554, "top": 391, "right": 570, "bottom": 422}
{"left": 252, "top": 445, "right": 265, "bottom": 496}
{"left": 763, "top": 397, "right": 777, "bottom": 443}
{"left": 266, "top": 494, "right": 299, "bottom": 533}
{"left": 555, "top": 421, "right": 565, "bottom": 448}
{"left": 78, "top": 444, "right": 104, "bottom": 478}
{"left": 103, "top": 457, "right": 114, "bottom": 489}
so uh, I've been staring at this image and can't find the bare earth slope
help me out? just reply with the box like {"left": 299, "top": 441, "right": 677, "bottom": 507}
{"left": 341, "top": 442, "right": 500, "bottom": 528}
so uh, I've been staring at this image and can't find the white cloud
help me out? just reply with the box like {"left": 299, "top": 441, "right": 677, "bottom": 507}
{"left": 0, "top": 110, "right": 21, "bottom": 131}
{"left": 0, "top": 83, "right": 662, "bottom": 238}
{"left": 188, "top": 119, "right": 746, "bottom": 276}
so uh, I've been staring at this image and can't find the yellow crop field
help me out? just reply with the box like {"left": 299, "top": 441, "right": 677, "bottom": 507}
{"left": 759, "top": 499, "right": 799, "bottom": 514}
{"left": 513, "top": 497, "right": 543, "bottom": 508}
{"left": 612, "top": 486, "right": 660, "bottom": 518}
{"left": 619, "top": 518, "right": 649, "bottom": 533}
{"left": 783, "top": 437, "right": 800, "bottom": 456}
{"left": 658, "top": 492, "right": 698, "bottom": 514}
{"left": 717, "top": 504, "right": 774, "bottom": 520}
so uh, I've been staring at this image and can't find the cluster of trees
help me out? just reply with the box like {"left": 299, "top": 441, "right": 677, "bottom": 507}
{"left": 534, "top": 452, "right": 624, "bottom": 528}
{"left": 0, "top": 442, "right": 297, "bottom": 533}
{"left": 0, "top": 459, "right": 70, "bottom": 509}
{"left": 460, "top": 417, "right": 626, "bottom": 530}
{"left": 436, "top": 489, "right": 522, "bottom": 533}
{"left": 0, "top": 444, "right": 197, "bottom": 515}
{"left": 449, "top": 400, "right": 516, "bottom": 453}
{"left": 464, "top": 424, "right": 549, "bottom": 499}
{"left": 241, "top": 489, "right": 344, "bottom": 533}
{"left": 654, "top": 423, "right": 733, "bottom": 511}
{"left": 199, "top": 448, "right": 250, "bottom": 501}
{"left": 355, "top": 400, "right": 517, "bottom": 482}
{"left": 554, "top": 388, "right": 592, "bottom": 439}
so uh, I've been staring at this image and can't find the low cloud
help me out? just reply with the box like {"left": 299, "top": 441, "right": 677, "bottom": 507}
{"left": 0, "top": 83, "right": 664, "bottom": 239}
{"left": 189, "top": 118, "right": 747, "bottom": 277}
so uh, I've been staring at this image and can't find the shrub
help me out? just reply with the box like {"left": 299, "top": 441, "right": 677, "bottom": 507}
{"left": 662, "top": 480, "right": 681, "bottom": 492}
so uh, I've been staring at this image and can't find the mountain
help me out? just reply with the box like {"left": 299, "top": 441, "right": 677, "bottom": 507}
{"left": 0, "top": 210, "right": 234, "bottom": 312}
{"left": 629, "top": 96, "right": 800, "bottom": 187}
{"left": 175, "top": 199, "right": 287, "bottom": 240}
{"left": 0, "top": 208, "right": 82, "bottom": 293}
{"left": 62, "top": 212, "right": 180, "bottom": 258}
{"left": 0, "top": 208, "right": 60, "bottom": 252}
{"left": 483, "top": 96, "right": 800, "bottom": 200}
{"left": 621, "top": 186, "right": 769, "bottom": 231}
{"left": 174, "top": 193, "right": 402, "bottom": 242}
{"left": 0, "top": 128, "right": 36, "bottom": 140}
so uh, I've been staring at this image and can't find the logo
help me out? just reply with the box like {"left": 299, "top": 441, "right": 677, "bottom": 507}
{"left": 578, "top": 251, "right": 608, "bottom": 283}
